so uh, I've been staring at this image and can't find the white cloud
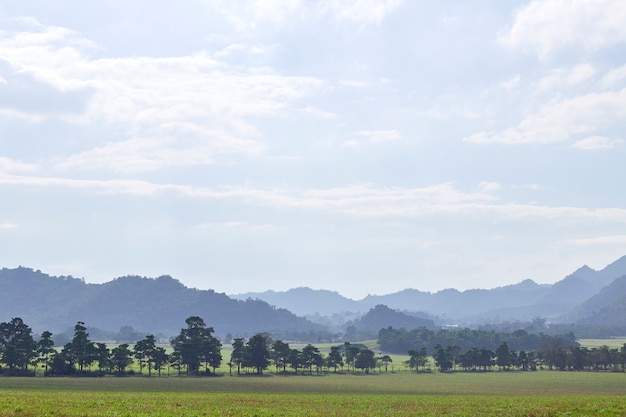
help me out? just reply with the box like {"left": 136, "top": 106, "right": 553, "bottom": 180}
{"left": 499, "top": 0, "right": 626, "bottom": 56}
{"left": 3, "top": 172, "right": 626, "bottom": 224}
{"left": 204, "top": 0, "right": 404, "bottom": 29}
{"left": 0, "top": 222, "right": 18, "bottom": 229}
{"left": 465, "top": 88, "right": 626, "bottom": 145}
{"left": 572, "top": 135, "right": 624, "bottom": 150}
{"left": 0, "top": 156, "right": 38, "bottom": 173}
{"left": 0, "top": 20, "right": 326, "bottom": 172}
{"left": 499, "top": 74, "right": 520, "bottom": 90}
{"left": 477, "top": 181, "right": 502, "bottom": 193}
{"left": 601, "top": 64, "right": 626, "bottom": 87}
{"left": 354, "top": 129, "right": 400, "bottom": 143}
{"left": 563, "top": 234, "right": 626, "bottom": 246}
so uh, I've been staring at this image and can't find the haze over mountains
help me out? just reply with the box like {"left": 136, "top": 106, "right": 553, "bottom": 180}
{"left": 232, "top": 255, "right": 626, "bottom": 320}
{"left": 2, "top": 254, "right": 626, "bottom": 341}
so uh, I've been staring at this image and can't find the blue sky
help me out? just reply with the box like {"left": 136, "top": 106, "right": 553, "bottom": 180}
{"left": 1, "top": 0, "right": 626, "bottom": 298}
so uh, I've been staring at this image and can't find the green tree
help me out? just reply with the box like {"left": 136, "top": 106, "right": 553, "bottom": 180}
{"left": 246, "top": 333, "right": 271, "bottom": 375}
{"left": 288, "top": 348, "right": 302, "bottom": 374}
{"left": 327, "top": 345, "right": 344, "bottom": 372}
{"left": 433, "top": 344, "right": 453, "bottom": 372}
{"left": 37, "top": 331, "right": 55, "bottom": 374}
{"left": 94, "top": 343, "right": 111, "bottom": 373}
{"left": 66, "top": 321, "right": 96, "bottom": 372}
{"left": 379, "top": 354, "right": 392, "bottom": 372}
{"left": 230, "top": 338, "right": 245, "bottom": 375}
{"left": 343, "top": 342, "right": 360, "bottom": 373}
{"left": 152, "top": 347, "right": 169, "bottom": 377}
{"left": 271, "top": 340, "right": 291, "bottom": 373}
{"left": 302, "top": 344, "right": 322, "bottom": 374}
{"left": 0, "top": 317, "right": 37, "bottom": 374}
{"left": 135, "top": 334, "right": 160, "bottom": 376}
{"left": 171, "top": 316, "right": 221, "bottom": 375}
{"left": 355, "top": 349, "right": 376, "bottom": 374}
{"left": 111, "top": 344, "right": 133, "bottom": 374}
{"left": 496, "top": 342, "right": 511, "bottom": 370}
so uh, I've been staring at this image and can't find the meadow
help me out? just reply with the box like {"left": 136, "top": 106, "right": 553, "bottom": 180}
{"left": 1, "top": 371, "right": 626, "bottom": 416}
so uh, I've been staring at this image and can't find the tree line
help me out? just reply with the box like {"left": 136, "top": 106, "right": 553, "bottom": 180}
{"left": 0, "top": 316, "right": 382, "bottom": 376}
{"left": 3, "top": 316, "right": 626, "bottom": 377}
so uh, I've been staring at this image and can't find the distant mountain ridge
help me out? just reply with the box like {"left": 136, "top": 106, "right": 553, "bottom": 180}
{"left": 0, "top": 267, "right": 322, "bottom": 338}
{"left": 232, "top": 255, "right": 626, "bottom": 323}
{"left": 4, "top": 254, "right": 626, "bottom": 340}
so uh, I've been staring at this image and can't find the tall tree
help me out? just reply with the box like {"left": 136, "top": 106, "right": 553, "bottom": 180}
{"left": 327, "top": 346, "right": 344, "bottom": 372}
{"left": 66, "top": 321, "right": 96, "bottom": 372}
{"left": 379, "top": 355, "right": 392, "bottom": 373}
{"left": 37, "top": 331, "right": 55, "bottom": 374}
{"left": 0, "top": 317, "right": 37, "bottom": 373}
{"left": 301, "top": 344, "right": 322, "bottom": 375}
{"left": 171, "top": 316, "right": 221, "bottom": 375}
{"left": 496, "top": 342, "right": 512, "bottom": 370}
{"left": 94, "top": 343, "right": 111, "bottom": 373}
{"left": 355, "top": 349, "right": 376, "bottom": 374}
{"left": 246, "top": 333, "right": 271, "bottom": 375}
{"left": 111, "top": 344, "right": 133, "bottom": 373}
{"left": 271, "top": 340, "right": 291, "bottom": 373}
{"left": 433, "top": 344, "right": 453, "bottom": 372}
{"left": 230, "top": 338, "right": 245, "bottom": 375}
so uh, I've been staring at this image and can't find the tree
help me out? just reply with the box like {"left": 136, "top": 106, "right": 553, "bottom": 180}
{"left": 496, "top": 342, "right": 511, "bottom": 370}
{"left": 327, "top": 346, "right": 344, "bottom": 372}
{"left": 111, "top": 344, "right": 133, "bottom": 374}
{"left": 271, "top": 340, "right": 291, "bottom": 373}
{"left": 301, "top": 344, "right": 322, "bottom": 374}
{"left": 246, "top": 333, "right": 271, "bottom": 375}
{"left": 230, "top": 338, "right": 245, "bottom": 375}
{"left": 135, "top": 334, "right": 165, "bottom": 377}
{"left": 433, "top": 344, "right": 453, "bottom": 372}
{"left": 171, "top": 316, "right": 221, "bottom": 375}
{"left": 0, "top": 317, "right": 37, "bottom": 374}
{"left": 288, "top": 348, "right": 302, "bottom": 374}
{"left": 37, "top": 331, "right": 55, "bottom": 374}
{"left": 66, "top": 321, "right": 96, "bottom": 372}
{"left": 152, "top": 347, "right": 169, "bottom": 377}
{"left": 94, "top": 343, "right": 111, "bottom": 373}
{"left": 343, "top": 342, "right": 360, "bottom": 373}
{"left": 379, "top": 355, "right": 393, "bottom": 372}
{"left": 355, "top": 349, "right": 376, "bottom": 374}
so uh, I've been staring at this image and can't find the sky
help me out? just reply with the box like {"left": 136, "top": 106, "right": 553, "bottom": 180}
{"left": 1, "top": 0, "right": 626, "bottom": 299}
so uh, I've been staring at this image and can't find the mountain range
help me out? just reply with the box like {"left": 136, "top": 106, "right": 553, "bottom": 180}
{"left": 3, "top": 254, "right": 626, "bottom": 341}
{"left": 232, "top": 255, "right": 626, "bottom": 326}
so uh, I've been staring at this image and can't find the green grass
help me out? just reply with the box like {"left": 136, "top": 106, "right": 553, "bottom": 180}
{"left": 2, "top": 371, "right": 626, "bottom": 416}
{"left": 578, "top": 338, "right": 626, "bottom": 349}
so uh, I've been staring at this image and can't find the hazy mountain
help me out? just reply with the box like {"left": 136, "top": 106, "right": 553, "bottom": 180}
{"left": 347, "top": 304, "right": 436, "bottom": 338}
{"left": 0, "top": 267, "right": 323, "bottom": 338}
{"left": 569, "top": 275, "right": 626, "bottom": 323}
{"left": 231, "top": 255, "right": 626, "bottom": 324}
{"left": 231, "top": 287, "right": 362, "bottom": 316}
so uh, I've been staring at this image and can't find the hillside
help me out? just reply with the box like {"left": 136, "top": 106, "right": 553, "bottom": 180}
{"left": 0, "top": 267, "right": 323, "bottom": 338}
{"left": 346, "top": 304, "right": 436, "bottom": 339}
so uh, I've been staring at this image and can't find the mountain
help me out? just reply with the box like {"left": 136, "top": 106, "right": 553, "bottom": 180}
{"left": 568, "top": 274, "right": 626, "bottom": 326}
{"left": 231, "top": 255, "right": 626, "bottom": 324}
{"left": 347, "top": 304, "right": 436, "bottom": 338}
{"left": 0, "top": 267, "right": 323, "bottom": 338}
{"left": 231, "top": 287, "right": 362, "bottom": 316}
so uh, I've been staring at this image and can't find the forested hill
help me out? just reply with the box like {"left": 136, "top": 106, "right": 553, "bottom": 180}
{"left": 0, "top": 267, "right": 322, "bottom": 338}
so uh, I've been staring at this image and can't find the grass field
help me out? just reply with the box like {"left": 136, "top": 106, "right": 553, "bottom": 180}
{"left": 2, "top": 372, "right": 626, "bottom": 416}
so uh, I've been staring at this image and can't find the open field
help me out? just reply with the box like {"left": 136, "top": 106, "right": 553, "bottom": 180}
{"left": 578, "top": 338, "right": 626, "bottom": 349}
{"left": 1, "top": 372, "right": 626, "bottom": 416}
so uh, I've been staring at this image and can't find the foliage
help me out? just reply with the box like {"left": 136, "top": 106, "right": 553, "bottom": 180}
{"left": 0, "top": 317, "right": 36, "bottom": 373}
{"left": 378, "top": 326, "right": 578, "bottom": 354}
